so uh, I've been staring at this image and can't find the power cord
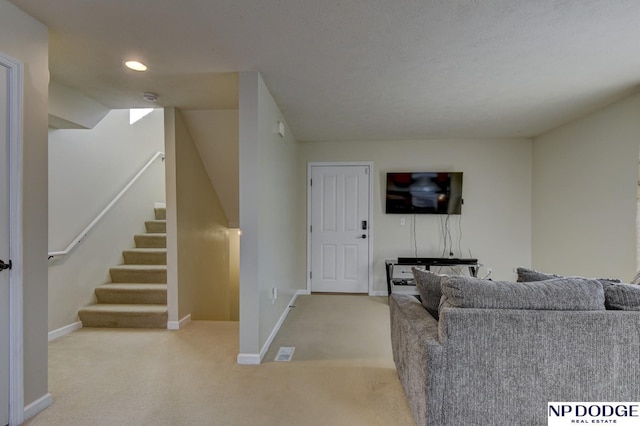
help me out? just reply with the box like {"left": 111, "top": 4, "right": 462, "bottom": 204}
{"left": 412, "top": 214, "right": 418, "bottom": 257}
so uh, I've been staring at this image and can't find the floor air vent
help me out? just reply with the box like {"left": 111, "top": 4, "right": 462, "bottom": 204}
{"left": 275, "top": 347, "right": 295, "bottom": 362}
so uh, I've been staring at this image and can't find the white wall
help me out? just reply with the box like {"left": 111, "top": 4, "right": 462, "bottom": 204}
{"left": 299, "top": 139, "right": 533, "bottom": 288}
{"left": 532, "top": 92, "right": 640, "bottom": 281}
{"left": 48, "top": 80, "right": 109, "bottom": 129}
{"left": 0, "top": 0, "right": 50, "bottom": 413}
{"left": 238, "top": 72, "right": 302, "bottom": 361}
{"left": 48, "top": 109, "right": 165, "bottom": 331}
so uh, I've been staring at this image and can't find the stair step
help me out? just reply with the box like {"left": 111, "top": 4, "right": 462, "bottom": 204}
{"left": 95, "top": 284, "right": 167, "bottom": 304}
{"left": 123, "top": 248, "right": 167, "bottom": 265}
{"left": 134, "top": 233, "right": 166, "bottom": 248}
{"left": 155, "top": 207, "right": 166, "bottom": 220}
{"left": 79, "top": 304, "right": 168, "bottom": 328}
{"left": 110, "top": 265, "right": 167, "bottom": 283}
{"left": 145, "top": 220, "right": 166, "bottom": 233}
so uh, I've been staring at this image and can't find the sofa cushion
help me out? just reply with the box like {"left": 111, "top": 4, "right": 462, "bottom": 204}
{"left": 516, "top": 267, "right": 620, "bottom": 287}
{"left": 441, "top": 275, "right": 606, "bottom": 310}
{"left": 604, "top": 283, "right": 640, "bottom": 310}
{"left": 411, "top": 267, "right": 446, "bottom": 319}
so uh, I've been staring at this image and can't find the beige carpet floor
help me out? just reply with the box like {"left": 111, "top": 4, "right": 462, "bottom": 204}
{"left": 25, "top": 295, "right": 414, "bottom": 426}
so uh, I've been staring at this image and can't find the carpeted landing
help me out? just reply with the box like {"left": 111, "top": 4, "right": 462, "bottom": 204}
{"left": 26, "top": 294, "right": 414, "bottom": 426}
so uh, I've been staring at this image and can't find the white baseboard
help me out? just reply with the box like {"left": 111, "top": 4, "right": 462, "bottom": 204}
{"left": 23, "top": 392, "right": 52, "bottom": 422}
{"left": 369, "top": 291, "right": 388, "bottom": 296}
{"left": 258, "top": 292, "right": 299, "bottom": 362}
{"left": 167, "top": 314, "right": 191, "bottom": 330}
{"left": 48, "top": 321, "right": 83, "bottom": 342}
{"left": 179, "top": 314, "right": 192, "bottom": 328}
{"left": 237, "top": 291, "right": 302, "bottom": 365}
{"left": 154, "top": 202, "right": 166, "bottom": 208}
{"left": 296, "top": 289, "right": 310, "bottom": 296}
{"left": 236, "top": 353, "right": 261, "bottom": 365}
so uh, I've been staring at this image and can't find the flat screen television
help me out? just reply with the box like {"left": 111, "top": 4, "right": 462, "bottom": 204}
{"left": 385, "top": 172, "right": 463, "bottom": 214}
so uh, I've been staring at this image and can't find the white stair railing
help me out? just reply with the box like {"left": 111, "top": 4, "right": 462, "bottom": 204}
{"left": 48, "top": 151, "right": 165, "bottom": 260}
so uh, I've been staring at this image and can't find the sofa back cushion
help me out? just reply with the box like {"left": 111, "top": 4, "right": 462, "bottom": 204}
{"left": 411, "top": 267, "right": 445, "bottom": 319}
{"left": 441, "top": 276, "right": 605, "bottom": 310}
{"left": 604, "top": 283, "right": 640, "bottom": 310}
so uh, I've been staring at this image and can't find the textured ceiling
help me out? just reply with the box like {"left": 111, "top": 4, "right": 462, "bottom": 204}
{"left": 9, "top": 0, "right": 640, "bottom": 141}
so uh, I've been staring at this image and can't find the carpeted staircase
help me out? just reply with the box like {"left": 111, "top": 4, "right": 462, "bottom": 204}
{"left": 78, "top": 207, "right": 168, "bottom": 328}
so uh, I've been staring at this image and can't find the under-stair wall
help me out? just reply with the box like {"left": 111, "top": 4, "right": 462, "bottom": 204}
{"left": 165, "top": 107, "right": 232, "bottom": 324}
{"left": 48, "top": 109, "right": 165, "bottom": 333}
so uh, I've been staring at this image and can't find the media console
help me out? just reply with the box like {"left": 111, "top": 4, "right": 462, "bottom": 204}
{"left": 385, "top": 257, "right": 479, "bottom": 295}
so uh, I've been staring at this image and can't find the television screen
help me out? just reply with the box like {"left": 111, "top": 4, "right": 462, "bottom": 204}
{"left": 385, "top": 172, "right": 463, "bottom": 214}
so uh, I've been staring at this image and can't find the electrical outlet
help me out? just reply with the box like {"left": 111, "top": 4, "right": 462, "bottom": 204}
{"left": 272, "top": 287, "right": 278, "bottom": 303}
{"left": 400, "top": 218, "right": 406, "bottom": 226}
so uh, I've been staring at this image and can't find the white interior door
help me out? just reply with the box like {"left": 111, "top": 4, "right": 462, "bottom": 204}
{"left": 309, "top": 164, "right": 371, "bottom": 293}
{"left": 0, "top": 63, "right": 10, "bottom": 426}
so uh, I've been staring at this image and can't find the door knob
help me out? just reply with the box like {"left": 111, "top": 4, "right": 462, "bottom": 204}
{"left": 0, "top": 259, "right": 11, "bottom": 271}
{"left": 358, "top": 234, "right": 367, "bottom": 239}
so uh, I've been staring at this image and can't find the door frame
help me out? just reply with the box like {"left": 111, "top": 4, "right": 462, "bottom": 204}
{"left": 306, "top": 161, "right": 374, "bottom": 295}
{"left": 1, "top": 51, "right": 24, "bottom": 426}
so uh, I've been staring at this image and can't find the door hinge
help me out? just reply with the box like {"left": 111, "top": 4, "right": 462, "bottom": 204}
{"left": 310, "top": 271, "right": 312, "bottom": 279}
{"left": 310, "top": 225, "right": 312, "bottom": 233}
{"left": 310, "top": 179, "right": 312, "bottom": 187}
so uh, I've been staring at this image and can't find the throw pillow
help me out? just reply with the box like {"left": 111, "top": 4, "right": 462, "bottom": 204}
{"left": 516, "top": 267, "right": 620, "bottom": 287}
{"left": 604, "top": 283, "right": 640, "bottom": 310}
{"left": 411, "top": 267, "right": 446, "bottom": 320}
{"left": 441, "top": 275, "right": 605, "bottom": 311}
{"left": 516, "top": 267, "right": 562, "bottom": 282}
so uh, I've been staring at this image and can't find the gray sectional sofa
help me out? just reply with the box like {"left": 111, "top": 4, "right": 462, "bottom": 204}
{"left": 389, "top": 268, "right": 640, "bottom": 426}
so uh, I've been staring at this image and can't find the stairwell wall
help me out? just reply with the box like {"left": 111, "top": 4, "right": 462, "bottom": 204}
{"left": 48, "top": 109, "right": 166, "bottom": 331}
{"left": 164, "top": 107, "right": 231, "bottom": 322}
{"left": 181, "top": 109, "right": 240, "bottom": 320}
{"left": 182, "top": 109, "right": 239, "bottom": 228}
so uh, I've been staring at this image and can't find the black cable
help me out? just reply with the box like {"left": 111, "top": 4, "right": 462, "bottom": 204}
{"left": 449, "top": 216, "right": 453, "bottom": 256}
{"left": 445, "top": 214, "right": 453, "bottom": 256}
{"left": 457, "top": 214, "right": 463, "bottom": 258}
{"left": 445, "top": 214, "right": 449, "bottom": 256}
{"left": 413, "top": 214, "right": 418, "bottom": 257}
{"left": 439, "top": 215, "right": 447, "bottom": 257}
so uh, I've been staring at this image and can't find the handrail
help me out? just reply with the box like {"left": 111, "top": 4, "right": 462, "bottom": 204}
{"left": 48, "top": 151, "right": 165, "bottom": 260}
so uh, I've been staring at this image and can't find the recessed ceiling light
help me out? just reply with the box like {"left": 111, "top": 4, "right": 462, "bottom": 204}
{"left": 124, "top": 60, "right": 148, "bottom": 72}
